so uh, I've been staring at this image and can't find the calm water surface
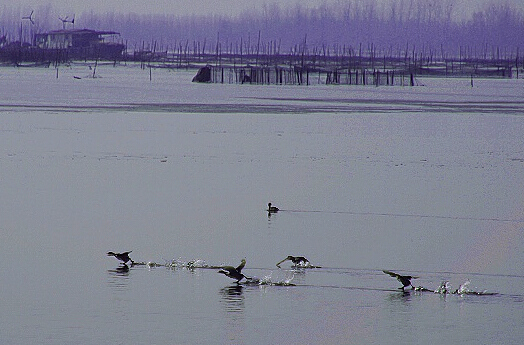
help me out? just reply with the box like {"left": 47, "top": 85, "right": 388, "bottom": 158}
{"left": 1, "top": 66, "right": 523, "bottom": 344}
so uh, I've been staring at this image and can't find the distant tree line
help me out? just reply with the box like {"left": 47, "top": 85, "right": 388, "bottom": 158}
{"left": 2, "top": 1, "right": 523, "bottom": 60}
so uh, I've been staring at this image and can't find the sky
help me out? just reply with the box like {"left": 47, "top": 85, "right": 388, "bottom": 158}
{"left": 4, "top": 0, "right": 524, "bottom": 21}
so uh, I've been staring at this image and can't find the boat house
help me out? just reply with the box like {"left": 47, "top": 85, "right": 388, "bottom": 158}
{"left": 34, "top": 29, "right": 125, "bottom": 60}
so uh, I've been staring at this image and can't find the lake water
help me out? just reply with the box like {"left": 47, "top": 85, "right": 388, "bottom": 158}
{"left": 1, "top": 64, "right": 523, "bottom": 344}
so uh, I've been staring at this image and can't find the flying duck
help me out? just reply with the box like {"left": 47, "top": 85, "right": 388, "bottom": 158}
{"left": 107, "top": 251, "right": 135, "bottom": 265}
{"left": 383, "top": 270, "right": 418, "bottom": 290}
{"left": 218, "top": 259, "right": 247, "bottom": 283}
{"left": 276, "top": 256, "right": 310, "bottom": 268}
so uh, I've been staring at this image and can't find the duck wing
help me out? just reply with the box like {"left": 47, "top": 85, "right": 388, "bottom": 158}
{"left": 235, "top": 259, "right": 246, "bottom": 272}
{"left": 383, "top": 270, "right": 401, "bottom": 278}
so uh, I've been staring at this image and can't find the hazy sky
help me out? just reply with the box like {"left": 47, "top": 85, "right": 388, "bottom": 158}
{"left": 5, "top": 0, "right": 523, "bottom": 21}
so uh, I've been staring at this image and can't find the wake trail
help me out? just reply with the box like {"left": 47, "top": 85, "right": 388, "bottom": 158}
{"left": 280, "top": 209, "right": 523, "bottom": 223}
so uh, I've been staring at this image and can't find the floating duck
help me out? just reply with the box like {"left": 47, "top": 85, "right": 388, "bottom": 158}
{"left": 267, "top": 203, "right": 279, "bottom": 213}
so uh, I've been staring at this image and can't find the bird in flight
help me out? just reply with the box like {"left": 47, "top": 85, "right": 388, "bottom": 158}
{"left": 276, "top": 256, "right": 311, "bottom": 268}
{"left": 383, "top": 270, "right": 418, "bottom": 290}
{"left": 107, "top": 251, "right": 135, "bottom": 265}
{"left": 218, "top": 259, "right": 247, "bottom": 283}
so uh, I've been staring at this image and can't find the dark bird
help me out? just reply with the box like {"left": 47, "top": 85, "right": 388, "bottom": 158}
{"left": 267, "top": 203, "right": 279, "bottom": 213}
{"left": 383, "top": 270, "right": 418, "bottom": 290}
{"left": 218, "top": 259, "right": 247, "bottom": 283}
{"left": 276, "top": 255, "right": 310, "bottom": 268}
{"left": 107, "top": 251, "right": 135, "bottom": 265}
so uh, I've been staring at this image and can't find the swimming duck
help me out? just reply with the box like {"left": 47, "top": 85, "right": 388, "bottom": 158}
{"left": 276, "top": 256, "right": 310, "bottom": 268}
{"left": 107, "top": 251, "right": 135, "bottom": 265}
{"left": 267, "top": 203, "right": 279, "bottom": 213}
{"left": 383, "top": 270, "right": 418, "bottom": 290}
{"left": 218, "top": 259, "right": 247, "bottom": 283}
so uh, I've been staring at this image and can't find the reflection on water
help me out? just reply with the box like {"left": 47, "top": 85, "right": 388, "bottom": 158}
{"left": 107, "top": 265, "right": 131, "bottom": 292}
{"left": 219, "top": 284, "right": 245, "bottom": 313}
{"left": 106, "top": 265, "right": 133, "bottom": 328}
{"left": 387, "top": 290, "right": 413, "bottom": 303}
{"left": 219, "top": 284, "right": 247, "bottom": 343}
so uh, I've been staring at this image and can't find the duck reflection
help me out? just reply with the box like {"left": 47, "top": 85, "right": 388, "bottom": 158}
{"left": 387, "top": 290, "right": 412, "bottom": 302}
{"left": 108, "top": 263, "right": 130, "bottom": 275}
{"left": 219, "top": 285, "right": 245, "bottom": 313}
{"left": 107, "top": 264, "right": 131, "bottom": 292}
{"left": 219, "top": 284, "right": 246, "bottom": 341}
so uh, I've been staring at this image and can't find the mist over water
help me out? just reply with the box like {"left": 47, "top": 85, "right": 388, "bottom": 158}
{"left": 0, "top": 65, "right": 523, "bottom": 344}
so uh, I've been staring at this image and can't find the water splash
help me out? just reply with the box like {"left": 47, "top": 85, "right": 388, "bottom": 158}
{"left": 165, "top": 258, "right": 208, "bottom": 269}
{"left": 244, "top": 276, "right": 261, "bottom": 285}
{"left": 294, "top": 262, "right": 312, "bottom": 269}
{"left": 456, "top": 280, "right": 471, "bottom": 294}
{"left": 257, "top": 272, "right": 296, "bottom": 286}
{"left": 431, "top": 280, "right": 494, "bottom": 295}
{"left": 455, "top": 280, "right": 494, "bottom": 295}
{"left": 434, "top": 281, "right": 452, "bottom": 294}
{"left": 186, "top": 259, "right": 208, "bottom": 268}
{"left": 290, "top": 261, "right": 322, "bottom": 269}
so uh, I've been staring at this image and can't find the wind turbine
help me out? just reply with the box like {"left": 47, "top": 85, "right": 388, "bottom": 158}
{"left": 22, "top": 10, "right": 35, "bottom": 25}
{"left": 59, "top": 15, "right": 75, "bottom": 30}
{"left": 21, "top": 10, "right": 34, "bottom": 44}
